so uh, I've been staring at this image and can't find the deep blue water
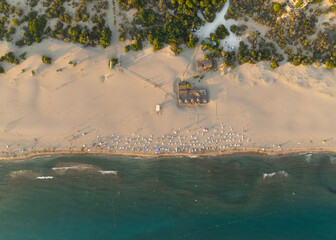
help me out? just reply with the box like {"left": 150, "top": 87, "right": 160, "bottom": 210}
{"left": 0, "top": 154, "right": 336, "bottom": 239}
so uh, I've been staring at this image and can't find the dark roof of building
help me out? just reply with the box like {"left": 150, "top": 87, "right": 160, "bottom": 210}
{"left": 178, "top": 82, "right": 208, "bottom": 105}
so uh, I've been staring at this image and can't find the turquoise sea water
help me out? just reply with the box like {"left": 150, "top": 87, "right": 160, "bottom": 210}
{"left": 0, "top": 154, "right": 336, "bottom": 239}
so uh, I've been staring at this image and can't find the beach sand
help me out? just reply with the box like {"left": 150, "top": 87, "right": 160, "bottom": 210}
{"left": 0, "top": 1, "right": 335, "bottom": 160}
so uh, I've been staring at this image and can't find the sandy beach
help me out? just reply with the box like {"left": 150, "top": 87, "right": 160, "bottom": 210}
{"left": 0, "top": 0, "right": 335, "bottom": 160}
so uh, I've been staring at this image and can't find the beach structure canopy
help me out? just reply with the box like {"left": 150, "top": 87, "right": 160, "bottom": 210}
{"left": 155, "top": 105, "right": 161, "bottom": 112}
{"left": 177, "top": 81, "right": 208, "bottom": 106}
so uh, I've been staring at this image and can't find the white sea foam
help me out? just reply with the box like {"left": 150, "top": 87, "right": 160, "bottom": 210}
{"left": 52, "top": 166, "right": 91, "bottom": 171}
{"left": 330, "top": 156, "right": 336, "bottom": 164}
{"left": 52, "top": 163, "right": 96, "bottom": 171}
{"left": 263, "top": 172, "right": 276, "bottom": 179}
{"left": 305, "top": 154, "right": 312, "bottom": 163}
{"left": 99, "top": 170, "right": 118, "bottom": 175}
{"left": 36, "top": 176, "right": 54, "bottom": 180}
{"left": 263, "top": 171, "right": 288, "bottom": 179}
{"left": 52, "top": 163, "right": 99, "bottom": 175}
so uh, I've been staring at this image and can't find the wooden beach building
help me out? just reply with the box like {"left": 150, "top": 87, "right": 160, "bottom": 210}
{"left": 177, "top": 81, "right": 208, "bottom": 106}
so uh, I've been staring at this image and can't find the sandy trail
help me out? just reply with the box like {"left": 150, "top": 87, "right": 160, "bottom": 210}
{"left": 197, "top": 0, "right": 240, "bottom": 50}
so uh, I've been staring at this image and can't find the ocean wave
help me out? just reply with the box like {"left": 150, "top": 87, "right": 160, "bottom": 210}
{"left": 52, "top": 163, "right": 100, "bottom": 175}
{"left": 188, "top": 155, "right": 199, "bottom": 158}
{"left": 263, "top": 171, "right": 288, "bottom": 180}
{"left": 9, "top": 170, "right": 35, "bottom": 179}
{"left": 36, "top": 176, "right": 54, "bottom": 180}
{"left": 98, "top": 170, "right": 118, "bottom": 175}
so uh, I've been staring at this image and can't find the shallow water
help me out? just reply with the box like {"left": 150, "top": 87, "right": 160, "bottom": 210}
{"left": 0, "top": 154, "right": 336, "bottom": 239}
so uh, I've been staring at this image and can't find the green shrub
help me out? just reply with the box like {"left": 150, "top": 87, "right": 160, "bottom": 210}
{"left": 19, "top": 52, "right": 26, "bottom": 60}
{"left": 326, "top": 57, "right": 336, "bottom": 69}
{"left": 270, "top": 61, "right": 279, "bottom": 69}
{"left": 11, "top": 18, "right": 20, "bottom": 26}
{"left": 99, "top": 27, "right": 112, "bottom": 48}
{"left": 273, "top": 3, "right": 281, "bottom": 12}
{"left": 152, "top": 38, "right": 163, "bottom": 51}
{"left": 0, "top": 66, "right": 4, "bottom": 73}
{"left": 0, "top": 52, "right": 19, "bottom": 65}
{"left": 295, "top": 0, "right": 303, "bottom": 8}
{"left": 41, "top": 56, "right": 52, "bottom": 64}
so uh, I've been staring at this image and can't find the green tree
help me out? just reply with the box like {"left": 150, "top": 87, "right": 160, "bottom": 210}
{"left": 215, "top": 24, "right": 229, "bottom": 39}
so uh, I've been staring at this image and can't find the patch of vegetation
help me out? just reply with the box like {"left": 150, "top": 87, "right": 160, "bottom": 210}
{"left": 295, "top": 0, "right": 303, "bottom": 8}
{"left": 326, "top": 57, "right": 336, "bottom": 69}
{"left": 0, "top": 0, "right": 113, "bottom": 49}
{"left": 41, "top": 55, "right": 52, "bottom": 64}
{"left": 109, "top": 57, "right": 118, "bottom": 68}
{"left": 226, "top": 0, "right": 334, "bottom": 69}
{"left": 15, "top": 14, "right": 47, "bottom": 45}
{"left": 117, "top": 0, "right": 227, "bottom": 53}
{"left": 225, "top": 8, "right": 238, "bottom": 20}
{"left": 222, "top": 51, "right": 236, "bottom": 69}
{"left": 237, "top": 41, "right": 283, "bottom": 68}
{"left": 99, "top": 27, "right": 112, "bottom": 48}
{"left": 230, "top": 24, "right": 247, "bottom": 36}
{"left": 273, "top": 3, "right": 281, "bottom": 12}
{"left": 19, "top": 52, "right": 27, "bottom": 60}
{"left": 0, "top": 52, "right": 19, "bottom": 65}
{"left": 215, "top": 24, "right": 229, "bottom": 39}
{"left": 270, "top": 60, "right": 279, "bottom": 69}
{"left": 11, "top": 18, "right": 20, "bottom": 26}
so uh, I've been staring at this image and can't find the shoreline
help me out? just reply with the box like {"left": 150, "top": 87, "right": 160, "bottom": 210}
{"left": 1, "top": 147, "right": 335, "bottom": 162}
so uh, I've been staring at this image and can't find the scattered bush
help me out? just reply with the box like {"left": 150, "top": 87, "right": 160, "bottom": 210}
{"left": 41, "top": 56, "right": 52, "bottom": 64}
{"left": 0, "top": 52, "right": 19, "bottom": 65}
{"left": 270, "top": 61, "right": 279, "bottom": 69}
{"left": 273, "top": 3, "right": 281, "bottom": 12}
{"left": 19, "top": 52, "right": 26, "bottom": 60}
{"left": 124, "top": 45, "right": 130, "bottom": 52}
